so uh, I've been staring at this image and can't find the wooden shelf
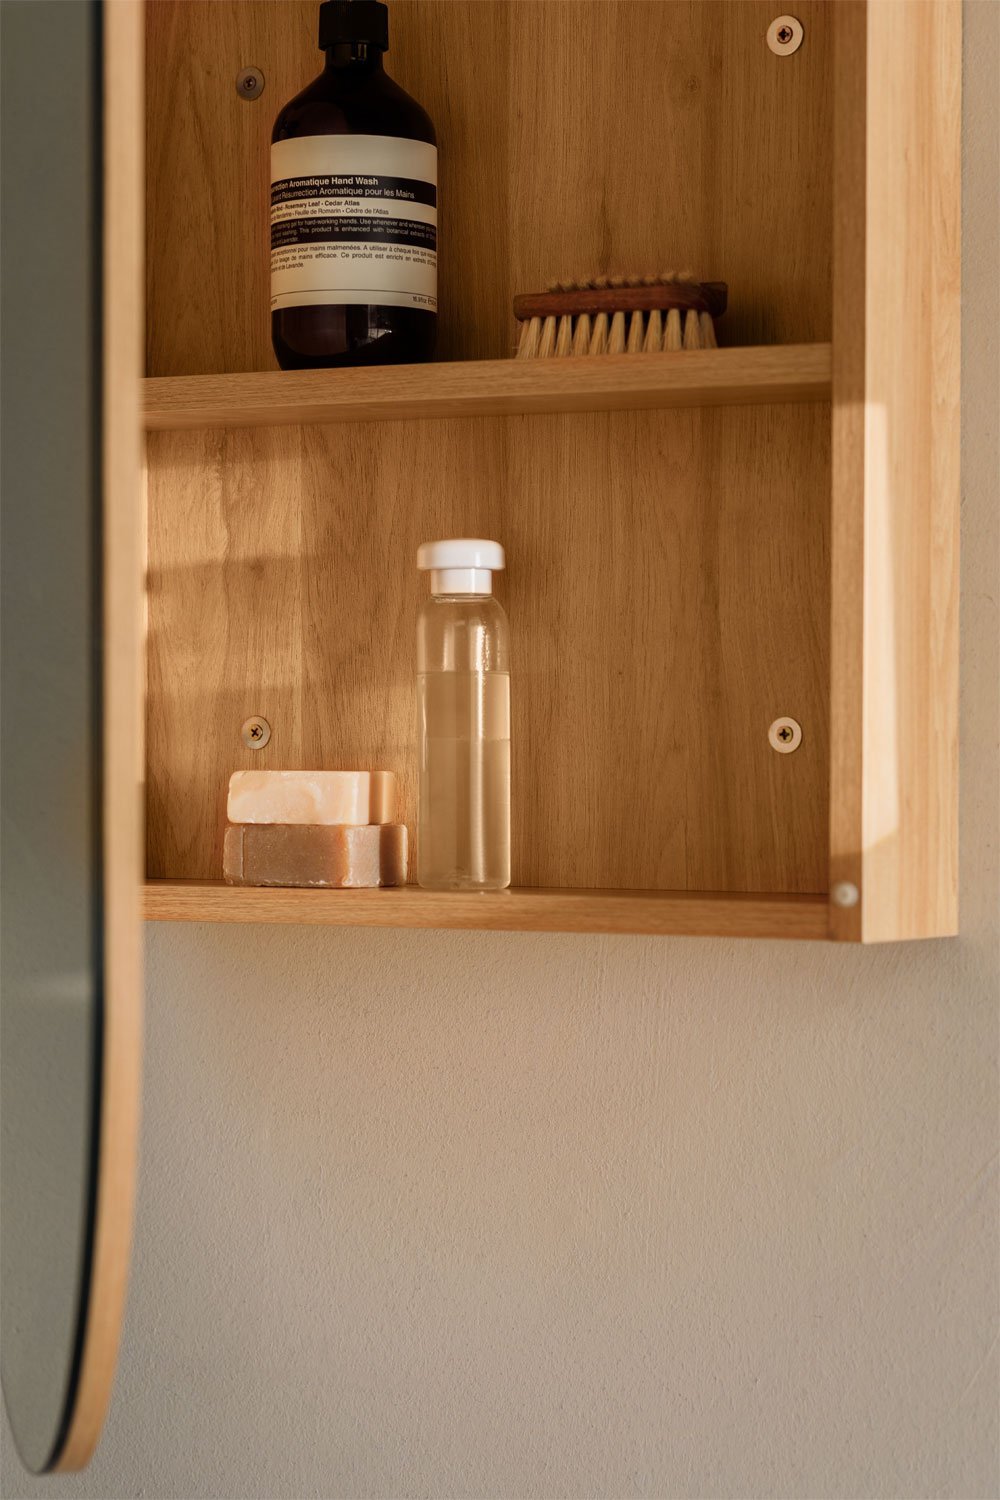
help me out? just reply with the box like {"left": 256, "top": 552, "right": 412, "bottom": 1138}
{"left": 143, "top": 345, "right": 832, "bottom": 431}
{"left": 144, "top": 881, "right": 830, "bottom": 940}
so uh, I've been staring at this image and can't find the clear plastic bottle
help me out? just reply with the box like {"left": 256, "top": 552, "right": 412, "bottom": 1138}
{"left": 416, "top": 540, "right": 510, "bottom": 891}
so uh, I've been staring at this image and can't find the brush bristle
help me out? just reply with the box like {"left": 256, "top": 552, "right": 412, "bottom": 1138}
{"left": 527, "top": 272, "right": 718, "bottom": 356}
{"left": 537, "top": 315, "right": 558, "bottom": 358}
{"left": 571, "top": 313, "right": 592, "bottom": 356}
{"left": 516, "top": 315, "right": 541, "bottom": 359}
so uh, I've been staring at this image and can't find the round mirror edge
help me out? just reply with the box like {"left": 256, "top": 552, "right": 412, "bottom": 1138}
{"left": 49, "top": 0, "right": 146, "bottom": 1472}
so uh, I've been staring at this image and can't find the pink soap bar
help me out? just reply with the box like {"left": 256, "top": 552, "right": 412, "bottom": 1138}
{"left": 223, "top": 823, "right": 408, "bottom": 888}
{"left": 227, "top": 770, "right": 396, "bottom": 825}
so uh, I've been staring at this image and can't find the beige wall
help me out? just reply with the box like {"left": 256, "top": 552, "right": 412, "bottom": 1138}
{"left": 4, "top": 3, "right": 997, "bottom": 1496}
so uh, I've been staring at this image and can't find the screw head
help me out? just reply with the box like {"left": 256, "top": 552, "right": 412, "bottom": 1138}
{"left": 768, "top": 716, "right": 802, "bottom": 754}
{"left": 236, "top": 66, "right": 265, "bottom": 100}
{"left": 241, "top": 716, "right": 271, "bottom": 750}
{"left": 831, "top": 881, "right": 860, "bottom": 909}
{"left": 767, "top": 15, "right": 804, "bottom": 55}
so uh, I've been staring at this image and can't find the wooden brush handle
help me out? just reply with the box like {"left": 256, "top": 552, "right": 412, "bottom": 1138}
{"left": 513, "top": 281, "right": 727, "bottom": 322}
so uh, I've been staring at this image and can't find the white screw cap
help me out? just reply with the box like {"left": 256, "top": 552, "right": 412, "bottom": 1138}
{"left": 417, "top": 538, "right": 505, "bottom": 595}
{"left": 417, "top": 539, "right": 505, "bottom": 572}
{"left": 831, "top": 881, "right": 860, "bottom": 909}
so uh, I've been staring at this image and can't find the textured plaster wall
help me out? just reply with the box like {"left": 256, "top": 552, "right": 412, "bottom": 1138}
{"left": 4, "top": 4, "right": 998, "bottom": 1497}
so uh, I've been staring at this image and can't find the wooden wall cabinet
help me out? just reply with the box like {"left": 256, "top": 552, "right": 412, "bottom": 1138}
{"left": 138, "top": 0, "right": 960, "bottom": 942}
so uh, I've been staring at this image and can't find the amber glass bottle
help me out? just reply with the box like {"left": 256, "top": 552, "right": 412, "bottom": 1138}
{"left": 270, "top": 0, "right": 437, "bottom": 369}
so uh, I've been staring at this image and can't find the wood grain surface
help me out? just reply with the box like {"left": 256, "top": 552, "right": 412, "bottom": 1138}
{"left": 145, "top": 880, "right": 830, "bottom": 940}
{"left": 54, "top": 0, "right": 145, "bottom": 1473}
{"left": 830, "top": 0, "right": 960, "bottom": 941}
{"left": 146, "top": 0, "right": 833, "bottom": 375}
{"left": 143, "top": 345, "right": 833, "bottom": 429}
{"left": 146, "top": 402, "right": 831, "bottom": 893}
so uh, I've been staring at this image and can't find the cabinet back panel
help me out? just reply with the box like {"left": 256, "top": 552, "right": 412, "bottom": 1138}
{"left": 146, "top": 404, "right": 830, "bottom": 890}
{"left": 146, "top": 0, "right": 833, "bottom": 375}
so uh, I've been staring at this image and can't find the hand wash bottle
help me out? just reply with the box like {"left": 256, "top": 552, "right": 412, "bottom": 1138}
{"left": 416, "top": 541, "right": 510, "bottom": 891}
{"left": 271, "top": 0, "right": 437, "bottom": 369}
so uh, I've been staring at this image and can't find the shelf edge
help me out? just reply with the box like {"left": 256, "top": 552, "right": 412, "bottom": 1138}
{"left": 144, "top": 881, "right": 831, "bottom": 940}
{"left": 143, "top": 345, "right": 833, "bottom": 430}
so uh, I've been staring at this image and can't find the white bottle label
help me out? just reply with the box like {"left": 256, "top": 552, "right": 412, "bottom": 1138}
{"left": 270, "top": 134, "right": 437, "bottom": 312}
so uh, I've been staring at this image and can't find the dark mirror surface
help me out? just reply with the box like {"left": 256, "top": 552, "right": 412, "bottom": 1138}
{"left": 1, "top": 0, "right": 103, "bottom": 1474}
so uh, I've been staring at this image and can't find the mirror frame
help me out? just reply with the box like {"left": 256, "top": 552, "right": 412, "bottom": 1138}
{"left": 0, "top": 0, "right": 144, "bottom": 1472}
{"left": 52, "top": 0, "right": 145, "bottom": 1471}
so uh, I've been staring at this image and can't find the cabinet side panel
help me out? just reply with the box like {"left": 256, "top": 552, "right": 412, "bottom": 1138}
{"left": 831, "top": 0, "right": 961, "bottom": 941}
{"left": 145, "top": 0, "right": 833, "bottom": 374}
{"left": 146, "top": 406, "right": 829, "bottom": 893}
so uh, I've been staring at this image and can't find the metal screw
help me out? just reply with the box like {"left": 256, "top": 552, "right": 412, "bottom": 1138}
{"left": 768, "top": 716, "right": 802, "bottom": 754}
{"left": 236, "top": 66, "right": 265, "bottom": 100}
{"left": 241, "top": 716, "right": 271, "bottom": 750}
{"left": 831, "top": 881, "right": 860, "bottom": 909}
{"left": 767, "top": 15, "right": 804, "bottom": 55}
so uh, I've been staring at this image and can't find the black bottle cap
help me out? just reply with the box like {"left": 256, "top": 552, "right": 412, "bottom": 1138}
{"left": 319, "top": 1, "right": 389, "bottom": 51}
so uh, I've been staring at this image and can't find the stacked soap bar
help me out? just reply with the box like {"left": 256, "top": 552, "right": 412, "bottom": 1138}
{"left": 224, "top": 823, "right": 408, "bottom": 888}
{"left": 224, "top": 771, "right": 407, "bottom": 888}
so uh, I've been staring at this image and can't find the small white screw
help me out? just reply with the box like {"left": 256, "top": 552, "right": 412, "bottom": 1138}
{"left": 241, "top": 716, "right": 271, "bottom": 750}
{"left": 767, "top": 15, "right": 804, "bottom": 55}
{"left": 768, "top": 716, "right": 802, "bottom": 753}
{"left": 831, "top": 881, "right": 860, "bottom": 909}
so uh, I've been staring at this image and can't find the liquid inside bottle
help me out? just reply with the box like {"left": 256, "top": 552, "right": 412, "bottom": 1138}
{"left": 418, "top": 671, "right": 510, "bottom": 890}
{"left": 416, "top": 540, "right": 510, "bottom": 892}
